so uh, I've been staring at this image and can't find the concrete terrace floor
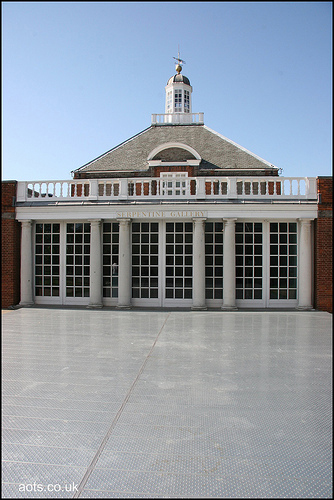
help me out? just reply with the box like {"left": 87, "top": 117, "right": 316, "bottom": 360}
{"left": 1, "top": 307, "right": 332, "bottom": 499}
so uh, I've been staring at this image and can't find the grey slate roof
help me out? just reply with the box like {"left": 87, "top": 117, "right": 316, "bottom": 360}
{"left": 167, "top": 74, "right": 191, "bottom": 86}
{"left": 73, "top": 124, "right": 278, "bottom": 176}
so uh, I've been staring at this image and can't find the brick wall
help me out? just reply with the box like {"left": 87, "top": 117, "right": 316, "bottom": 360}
{"left": 1, "top": 181, "right": 21, "bottom": 308}
{"left": 314, "top": 177, "right": 332, "bottom": 313}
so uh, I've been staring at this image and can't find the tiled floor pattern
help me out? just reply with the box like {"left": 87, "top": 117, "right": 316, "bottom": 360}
{"left": 2, "top": 308, "right": 332, "bottom": 498}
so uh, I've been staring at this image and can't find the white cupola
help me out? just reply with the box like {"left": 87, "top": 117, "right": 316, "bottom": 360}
{"left": 165, "top": 54, "right": 193, "bottom": 117}
{"left": 151, "top": 53, "right": 203, "bottom": 125}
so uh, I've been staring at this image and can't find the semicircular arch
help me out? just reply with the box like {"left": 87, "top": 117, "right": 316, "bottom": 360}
{"left": 147, "top": 142, "right": 201, "bottom": 161}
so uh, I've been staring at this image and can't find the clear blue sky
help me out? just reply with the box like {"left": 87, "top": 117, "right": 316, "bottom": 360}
{"left": 2, "top": 1, "right": 332, "bottom": 181}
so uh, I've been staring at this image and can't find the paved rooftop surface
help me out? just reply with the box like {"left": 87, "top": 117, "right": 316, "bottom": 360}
{"left": 2, "top": 308, "right": 332, "bottom": 498}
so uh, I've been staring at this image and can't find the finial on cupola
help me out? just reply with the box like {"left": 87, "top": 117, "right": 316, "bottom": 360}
{"left": 173, "top": 46, "right": 186, "bottom": 74}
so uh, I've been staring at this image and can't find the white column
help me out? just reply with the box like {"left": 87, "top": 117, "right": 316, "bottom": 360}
{"left": 192, "top": 217, "right": 207, "bottom": 310}
{"left": 297, "top": 219, "right": 313, "bottom": 310}
{"left": 19, "top": 220, "right": 34, "bottom": 306}
{"left": 222, "top": 218, "right": 237, "bottom": 310}
{"left": 117, "top": 218, "right": 132, "bottom": 308}
{"left": 88, "top": 219, "right": 102, "bottom": 308}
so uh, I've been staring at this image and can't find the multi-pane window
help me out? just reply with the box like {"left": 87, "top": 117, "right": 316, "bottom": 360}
{"left": 161, "top": 173, "right": 188, "bottom": 196}
{"left": 270, "top": 222, "right": 297, "bottom": 299}
{"left": 35, "top": 223, "right": 60, "bottom": 297}
{"left": 66, "top": 223, "right": 90, "bottom": 298}
{"left": 103, "top": 222, "right": 119, "bottom": 298}
{"left": 184, "top": 90, "right": 190, "bottom": 112}
{"left": 205, "top": 222, "right": 224, "bottom": 299}
{"left": 132, "top": 222, "right": 159, "bottom": 299}
{"left": 167, "top": 91, "right": 172, "bottom": 113}
{"left": 165, "top": 222, "right": 193, "bottom": 299}
{"left": 174, "top": 89, "right": 182, "bottom": 112}
{"left": 235, "top": 222, "right": 263, "bottom": 300}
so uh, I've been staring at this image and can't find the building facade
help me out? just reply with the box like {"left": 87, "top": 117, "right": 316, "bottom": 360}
{"left": 2, "top": 60, "right": 332, "bottom": 312}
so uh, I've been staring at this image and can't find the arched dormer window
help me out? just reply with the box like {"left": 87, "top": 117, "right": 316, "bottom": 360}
{"left": 147, "top": 143, "right": 201, "bottom": 178}
{"left": 147, "top": 143, "right": 201, "bottom": 163}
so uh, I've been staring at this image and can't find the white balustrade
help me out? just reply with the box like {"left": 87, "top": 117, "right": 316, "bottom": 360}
{"left": 151, "top": 113, "right": 204, "bottom": 125}
{"left": 16, "top": 177, "right": 317, "bottom": 203}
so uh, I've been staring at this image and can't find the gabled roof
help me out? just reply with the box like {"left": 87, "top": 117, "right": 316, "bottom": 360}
{"left": 73, "top": 124, "right": 278, "bottom": 176}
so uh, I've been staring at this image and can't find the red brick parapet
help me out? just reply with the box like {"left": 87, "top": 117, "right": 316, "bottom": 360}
{"left": 314, "top": 177, "right": 332, "bottom": 313}
{"left": 1, "top": 181, "right": 21, "bottom": 308}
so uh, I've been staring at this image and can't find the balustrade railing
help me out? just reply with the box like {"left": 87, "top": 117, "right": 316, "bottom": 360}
{"left": 151, "top": 113, "right": 204, "bottom": 125}
{"left": 16, "top": 177, "right": 317, "bottom": 203}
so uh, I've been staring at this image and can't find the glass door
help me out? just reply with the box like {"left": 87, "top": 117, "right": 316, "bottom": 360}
{"left": 131, "top": 222, "right": 160, "bottom": 306}
{"left": 163, "top": 221, "right": 193, "bottom": 306}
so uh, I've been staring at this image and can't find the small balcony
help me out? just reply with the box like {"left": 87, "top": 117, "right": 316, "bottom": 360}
{"left": 16, "top": 177, "right": 318, "bottom": 203}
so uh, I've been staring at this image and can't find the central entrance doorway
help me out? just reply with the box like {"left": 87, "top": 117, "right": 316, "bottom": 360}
{"left": 131, "top": 221, "right": 193, "bottom": 307}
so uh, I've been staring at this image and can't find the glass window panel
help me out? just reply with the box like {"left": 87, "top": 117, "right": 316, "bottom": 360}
{"left": 289, "top": 278, "right": 297, "bottom": 288}
{"left": 289, "top": 245, "right": 297, "bottom": 255}
{"left": 270, "top": 267, "right": 279, "bottom": 277}
{"left": 279, "top": 278, "right": 287, "bottom": 288}
{"left": 236, "top": 256, "right": 243, "bottom": 266}
{"left": 289, "top": 256, "right": 297, "bottom": 266}
{"left": 270, "top": 278, "right": 278, "bottom": 288}
{"left": 280, "top": 256, "right": 287, "bottom": 266}
{"left": 290, "top": 267, "right": 297, "bottom": 277}
{"left": 280, "top": 245, "right": 287, "bottom": 255}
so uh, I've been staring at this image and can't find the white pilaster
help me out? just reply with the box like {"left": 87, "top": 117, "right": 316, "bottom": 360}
{"left": 88, "top": 219, "right": 102, "bottom": 308}
{"left": 297, "top": 219, "right": 313, "bottom": 310}
{"left": 19, "top": 220, "right": 34, "bottom": 306}
{"left": 222, "top": 218, "right": 237, "bottom": 310}
{"left": 117, "top": 218, "right": 132, "bottom": 308}
{"left": 192, "top": 217, "right": 207, "bottom": 310}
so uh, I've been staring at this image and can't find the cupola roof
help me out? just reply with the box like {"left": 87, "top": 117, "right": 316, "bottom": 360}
{"left": 167, "top": 74, "right": 191, "bottom": 86}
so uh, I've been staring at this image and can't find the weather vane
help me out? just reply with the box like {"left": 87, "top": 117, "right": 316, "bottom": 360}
{"left": 173, "top": 46, "right": 185, "bottom": 74}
